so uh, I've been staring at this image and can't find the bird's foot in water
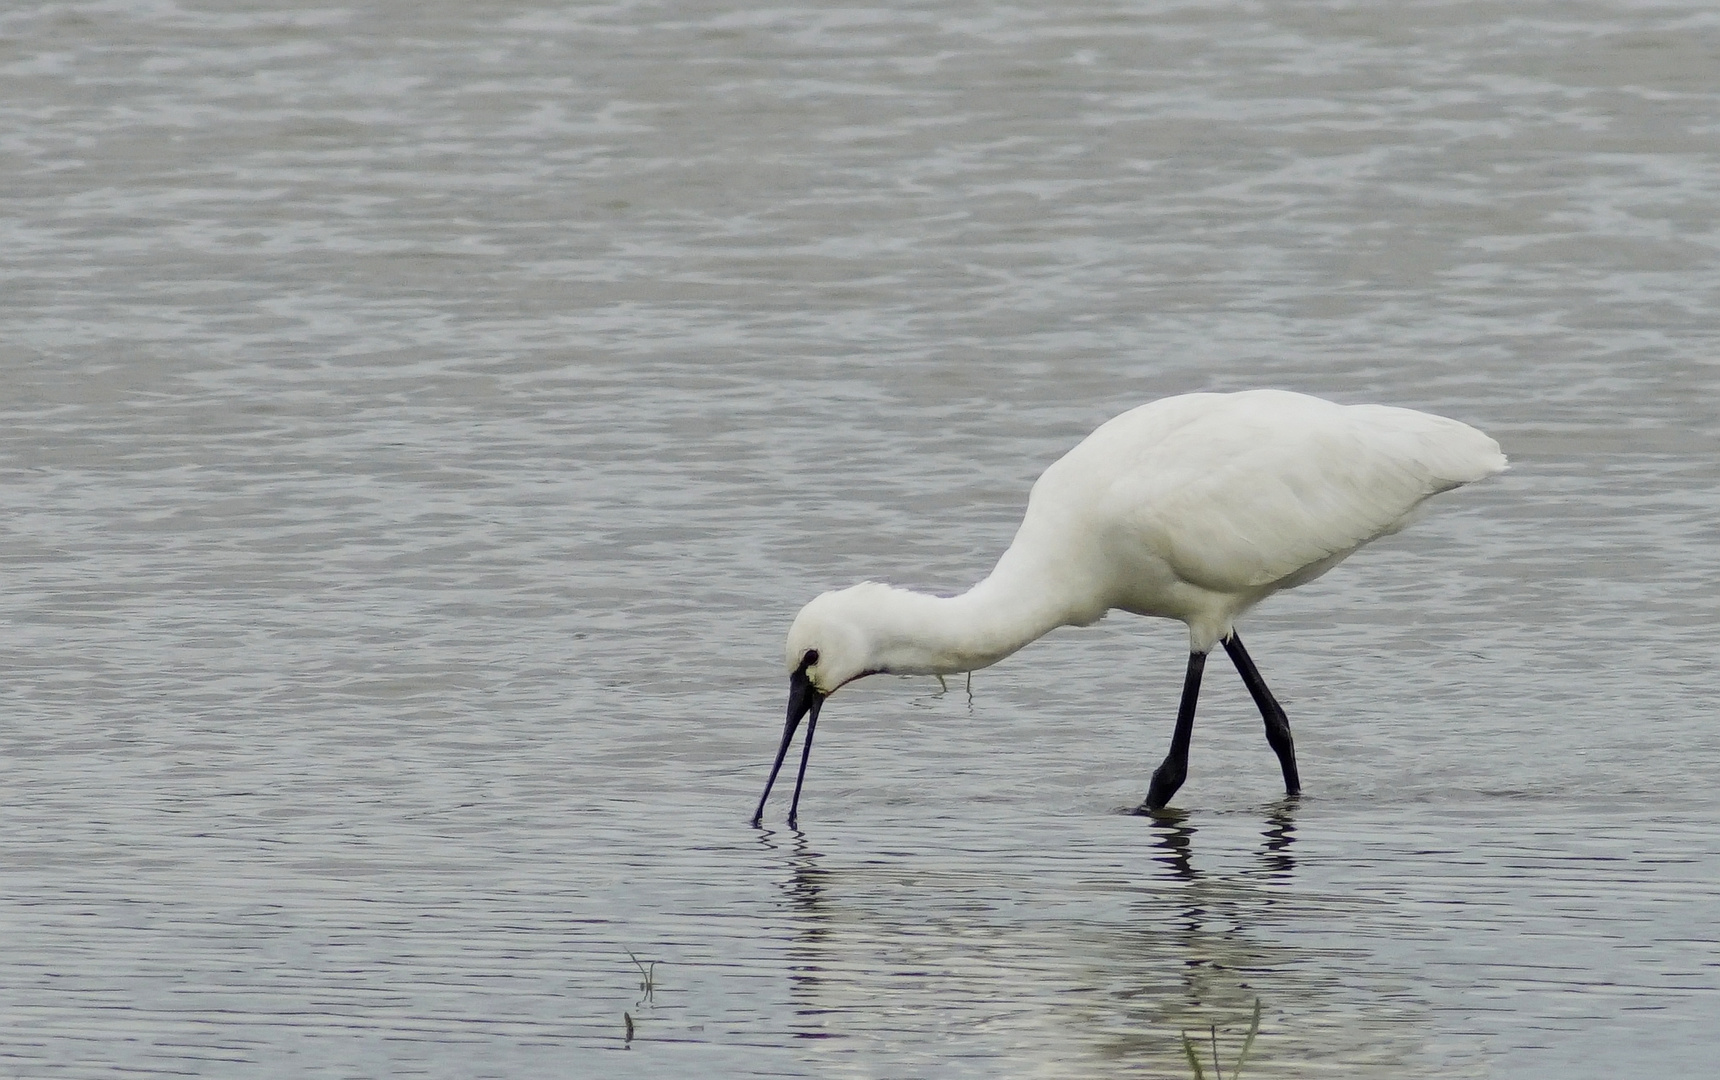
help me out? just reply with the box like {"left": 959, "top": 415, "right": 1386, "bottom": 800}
{"left": 1142, "top": 763, "right": 1185, "bottom": 811}
{"left": 1130, "top": 802, "right": 1188, "bottom": 822}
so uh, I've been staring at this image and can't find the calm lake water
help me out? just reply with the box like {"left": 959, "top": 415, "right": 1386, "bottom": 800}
{"left": 3, "top": 1, "right": 1718, "bottom": 1076}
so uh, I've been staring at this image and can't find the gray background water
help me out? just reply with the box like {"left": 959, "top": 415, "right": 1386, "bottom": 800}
{"left": 3, "top": 1, "right": 1718, "bottom": 1076}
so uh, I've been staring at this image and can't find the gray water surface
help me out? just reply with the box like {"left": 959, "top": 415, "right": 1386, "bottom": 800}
{"left": 3, "top": 1, "right": 1718, "bottom": 1077}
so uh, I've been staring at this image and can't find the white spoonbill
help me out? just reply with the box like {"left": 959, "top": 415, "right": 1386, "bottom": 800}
{"left": 752, "top": 389, "right": 1506, "bottom": 827}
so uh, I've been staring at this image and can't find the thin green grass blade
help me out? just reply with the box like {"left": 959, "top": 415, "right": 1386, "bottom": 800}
{"left": 1181, "top": 1031, "right": 1206, "bottom": 1080}
{"left": 1231, "top": 998, "right": 1263, "bottom": 1079}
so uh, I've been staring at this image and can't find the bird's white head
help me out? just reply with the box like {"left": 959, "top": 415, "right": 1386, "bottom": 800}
{"left": 783, "top": 582, "right": 895, "bottom": 694}
{"left": 752, "top": 582, "right": 902, "bottom": 829}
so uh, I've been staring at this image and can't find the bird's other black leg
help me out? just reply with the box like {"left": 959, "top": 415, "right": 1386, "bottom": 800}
{"left": 1223, "top": 631, "right": 1300, "bottom": 799}
{"left": 1144, "top": 651, "right": 1207, "bottom": 810}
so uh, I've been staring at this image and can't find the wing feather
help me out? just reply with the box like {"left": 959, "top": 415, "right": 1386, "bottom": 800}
{"left": 1086, "top": 392, "right": 1505, "bottom": 593}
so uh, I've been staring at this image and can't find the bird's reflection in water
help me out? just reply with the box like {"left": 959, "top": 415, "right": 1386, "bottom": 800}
{"left": 768, "top": 830, "right": 827, "bottom": 912}
{"left": 1257, "top": 804, "right": 1297, "bottom": 881}
{"left": 1110, "top": 804, "right": 1302, "bottom": 1036}
{"left": 1143, "top": 807, "right": 1201, "bottom": 882}
{"left": 1138, "top": 801, "right": 1297, "bottom": 883}
{"left": 758, "top": 806, "right": 1309, "bottom": 1065}
{"left": 757, "top": 828, "right": 837, "bottom": 1011}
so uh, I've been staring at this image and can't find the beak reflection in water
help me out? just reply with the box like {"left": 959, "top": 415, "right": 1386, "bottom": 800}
{"left": 751, "top": 666, "right": 825, "bottom": 828}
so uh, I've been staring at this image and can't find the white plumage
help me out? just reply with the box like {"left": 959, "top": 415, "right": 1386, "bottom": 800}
{"left": 754, "top": 389, "right": 1506, "bottom": 827}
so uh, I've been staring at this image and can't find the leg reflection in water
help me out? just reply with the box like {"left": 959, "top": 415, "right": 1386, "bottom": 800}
{"left": 1256, "top": 805, "right": 1297, "bottom": 881}
{"left": 1148, "top": 808, "right": 1201, "bottom": 882}
{"left": 754, "top": 806, "right": 1305, "bottom": 1068}
{"left": 1121, "top": 804, "right": 1302, "bottom": 1026}
{"left": 1142, "top": 803, "right": 1299, "bottom": 883}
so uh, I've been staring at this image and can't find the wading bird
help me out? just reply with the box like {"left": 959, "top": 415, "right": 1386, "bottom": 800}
{"left": 752, "top": 390, "right": 1505, "bottom": 827}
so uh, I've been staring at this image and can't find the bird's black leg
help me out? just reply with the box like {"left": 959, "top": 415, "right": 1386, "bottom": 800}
{"left": 1144, "top": 651, "right": 1206, "bottom": 810}
{"left": 1223, "top": 632, "right": 1300, "bottom": 798}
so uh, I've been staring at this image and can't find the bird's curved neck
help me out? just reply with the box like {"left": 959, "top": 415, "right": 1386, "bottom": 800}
{"left": 869, "top": 552, "right": 1093, "bottom": 677}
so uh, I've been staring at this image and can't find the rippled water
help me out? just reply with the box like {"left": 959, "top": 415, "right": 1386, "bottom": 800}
{"left": 3, "top": 1, "right": 1718, "bottom": 1076}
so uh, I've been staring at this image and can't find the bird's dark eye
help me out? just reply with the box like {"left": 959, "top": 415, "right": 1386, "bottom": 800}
{"left": 802, "top": 649, "right": 819, "bottom": 670}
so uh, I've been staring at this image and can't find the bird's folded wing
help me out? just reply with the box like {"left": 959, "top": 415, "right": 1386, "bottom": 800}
{"left": 1107, "top": 406, "right": 1504, "bottom": 594}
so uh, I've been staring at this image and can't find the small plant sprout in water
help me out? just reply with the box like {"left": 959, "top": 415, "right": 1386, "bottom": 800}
{"left": 626, "top": 949, "right": 657, "bottom": 1005}
{"left": 1180, "top": 998, "right": 1262, "bottom": 1080}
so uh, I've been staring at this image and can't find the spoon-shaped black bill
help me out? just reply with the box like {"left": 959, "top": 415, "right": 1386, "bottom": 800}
{"left": 751, "top": 669, "right": 825, "bottom": 827}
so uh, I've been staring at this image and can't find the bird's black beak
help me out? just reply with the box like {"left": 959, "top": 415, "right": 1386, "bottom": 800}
{"left": 751, "top": 667, "right": 825, "bottom": 828}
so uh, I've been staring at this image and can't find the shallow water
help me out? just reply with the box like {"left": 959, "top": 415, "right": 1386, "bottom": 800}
{"left": 2, "top": 0, "right": 1718, "bottom": 1076}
